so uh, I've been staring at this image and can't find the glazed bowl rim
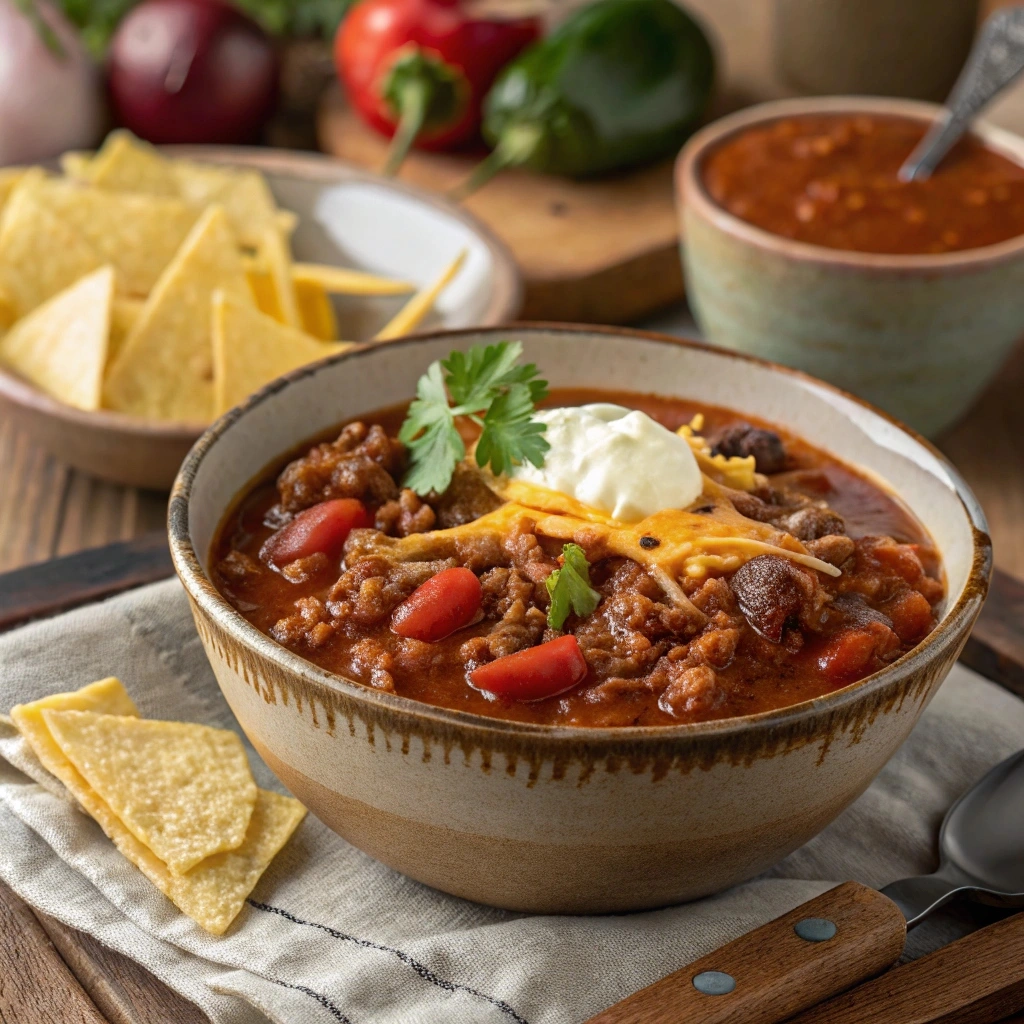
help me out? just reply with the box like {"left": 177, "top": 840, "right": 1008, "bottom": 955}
{"left": 677, "top": 95, "right": 1024, "bottom": 271}
{"left": 169, "top": 323, "right": 991, "bottom": 747}
{"left": 0, "top": 145, "right": 522, "bottom": 442}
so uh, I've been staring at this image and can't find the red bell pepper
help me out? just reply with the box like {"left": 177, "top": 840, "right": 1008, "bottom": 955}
{"left": 392, "top": 567, "right": 483, "bottom": 642}
{"left": 470, "top": 635, "right": 588, "bottom": 702}
{"left": 334, "top": 0, "right": 540, "bottom": 176}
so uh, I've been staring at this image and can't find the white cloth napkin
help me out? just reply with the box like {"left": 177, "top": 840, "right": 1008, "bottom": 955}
{"left": 0, "top": 578, "right": 1021, "bottom": 1024}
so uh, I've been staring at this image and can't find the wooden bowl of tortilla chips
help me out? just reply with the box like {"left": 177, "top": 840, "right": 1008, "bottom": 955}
{"left": 0, "top": 132, "right": 521, "bottom": 490}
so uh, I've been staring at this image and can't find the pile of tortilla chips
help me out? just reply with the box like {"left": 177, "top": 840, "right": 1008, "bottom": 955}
{"left": 0, "top": 130, "right": 466, "bottom": 422}
{"left": 9, "top": 677, "right": 305, "bottom": 935}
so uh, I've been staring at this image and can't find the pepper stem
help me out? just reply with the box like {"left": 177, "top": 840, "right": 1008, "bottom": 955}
{"left": 379, "top": 46, "right": 468, "bottom": 178}
{"left": 383, "top": 81, "right": 430, "bottom": 178}
{"left": 449, "top": 123, "right": 544, "bottom": 201}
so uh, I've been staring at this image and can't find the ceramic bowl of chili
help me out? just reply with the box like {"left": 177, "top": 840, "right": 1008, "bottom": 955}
{"left": 168, "top": 324, "right": 990, "bottom": 914}
{"left": 677, "top": 96, "right": 1024, "bottom": 438}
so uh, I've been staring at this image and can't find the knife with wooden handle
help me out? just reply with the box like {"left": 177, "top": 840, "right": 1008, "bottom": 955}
{"left": 584, "top": 882, "right": 906, "bottom": 1024}
{"left": 584, "top": 893, "right": 1024, "bottom": 1024}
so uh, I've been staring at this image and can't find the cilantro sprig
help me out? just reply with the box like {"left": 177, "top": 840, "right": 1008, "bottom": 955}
{"left": 546, "top": 544, "right": 601, "bottom": 630}
{"left": 398, "top": 341, "right": 550, "bottom": 496}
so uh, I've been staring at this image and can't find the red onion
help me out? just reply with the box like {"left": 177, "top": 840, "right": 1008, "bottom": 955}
{"left": 107, "top": 0, "right": 279, "bottom": 145}
{"left": 0, "top": 0, "right": 105, "bottom": 165}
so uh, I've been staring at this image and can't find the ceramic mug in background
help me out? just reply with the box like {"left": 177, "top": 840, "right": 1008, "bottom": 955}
{"left": 677, "top": 96, "right": 1024, "bottom": 438}
{"left": 775, "top": 0, "right": 979, "bottom": 100}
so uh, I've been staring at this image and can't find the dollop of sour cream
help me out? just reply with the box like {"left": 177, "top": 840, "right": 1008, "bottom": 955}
{"left": 510, "top": 404, "right": 703, "bottom": 522}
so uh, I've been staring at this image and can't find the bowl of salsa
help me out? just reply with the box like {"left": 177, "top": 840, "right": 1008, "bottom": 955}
{"left": 677, "top": 96, "right": 1024, "bottom": 436}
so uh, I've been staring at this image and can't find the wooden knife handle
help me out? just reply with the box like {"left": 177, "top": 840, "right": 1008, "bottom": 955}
{"left": 584, "top": 882, "right": 906, "bottom": 1024}
{"left": 786, "top": 909, "right": 1024, "bottom": 1024}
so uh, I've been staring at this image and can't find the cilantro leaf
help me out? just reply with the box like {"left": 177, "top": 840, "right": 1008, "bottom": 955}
{"left": 474, "top": 382, "right": 550, "bottom": 476}
{"left": 399, "top": 341, "right": 549, "bottom": 495}
{"left": 398, "top": 361, "right": 465, "bottom": 495}
{"left": 546, "top": 544, "right": 601, "bottom": 630}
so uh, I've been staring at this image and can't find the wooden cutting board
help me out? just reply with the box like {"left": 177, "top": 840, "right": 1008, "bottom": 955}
{"left": 316, "top": 85, "right": 684, "bottom": 324}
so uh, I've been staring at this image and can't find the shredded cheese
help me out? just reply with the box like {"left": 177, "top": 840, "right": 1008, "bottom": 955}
{"left": 360, "top": 475, "right": 841, "bottom": 585}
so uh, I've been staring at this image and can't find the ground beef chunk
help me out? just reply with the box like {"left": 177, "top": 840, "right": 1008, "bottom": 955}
{"left": 279, "top": 552, "right": 329, "bottom": 583}
{"left": 709, "top": 422, "right": 787, "bottom": 474}
{"left": 348, "top": 638, "right": 396, "bottom": 692}
{"left": 730, "top": 554, "right": 830, "bottom": 642}
{"left": 462, "top": 566, "right": 547, "bottom": 664}
{"left": 503, "top": 520, "right": 560, "bottom": 582}
{"left": 326, "top": 555, "right": 456, "bottom": 627}
{"left": 271, "top": 597, "right": 335, "bottom": 648}
{"left": 276, "top": 423, "right": 405, "bottom": 514}
{"left": 806, "top": 534, "right": 856, "bottom": 567}
{"left": 375, "top": 489, "right": 436, "bottom": 537}
{"left": 216, "top": 549, "right": 261, "bottom": 584}
{"left": 658, "top": 664, "right": 723, "bottom": 718}
{"left": 429, "top": 464, "right": 504, "bottom": 528}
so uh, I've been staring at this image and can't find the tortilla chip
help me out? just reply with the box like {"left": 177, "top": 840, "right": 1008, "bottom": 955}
{"left": 258, "top": 227, "right": 300, "bottom": 328}
{"left": 292, "top": 262, "right": 414, "bottom": 296}
{"left": 109, "top": 296, "right": 144, "bottom": 366}
{"left": 0, "top": 167, "right": 25, "bottom": 215}
{"left": 0, "top": 177, "right": 105, "bottom": 319}
{"left": 295, "top": 278, "right": 338, "bottom": 341}
{"left": 43, "top": 710, "right": 257, "bottom": 876}
{"left": 60, "top": 152, "right": 93, "bottom": 181}
{"left": 172, "top": 161, "right": 280, "bottom": 249}
{"left": 12, "top": 679, "right": 304, "bottom": 935}
{"left": 245, "top": 264, "right": 283, "bottom": 321}
{"left": 0, "top": 266, "right": 114, "bottom": 411}
{"left": 103, "top": 205, "right": 252, "bottom": 422}
{"left": 89, "top": 130, "right": 179, "bottom": 196}
{"left": 212, "top": 292, "right": 349, "bottom": 415}
{"left": 375, "top": 250, "right": 466, "bottom": 340}
{"left": 35, "top": 180, "right": 200, "bottom": 296}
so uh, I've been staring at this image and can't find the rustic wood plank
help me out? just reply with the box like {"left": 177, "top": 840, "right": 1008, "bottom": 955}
{"left": 0, "top": 879, "right": 108, "bottom": 1024}
{"left": 0, "top": 534, "right": 173, "bottom": 633}
{"left": 960, "top": 569, "right": 1024, "bottom": 699}
{"left": 32, "top": 912, "right": 208, "bottom": 1024}
{"left": 787, "top": 912, "right": 1024, "bottom": 1024}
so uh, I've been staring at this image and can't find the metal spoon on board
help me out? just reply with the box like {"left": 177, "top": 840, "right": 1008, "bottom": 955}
{"left": 584, "top": 747, "right": 1024, "bottom": 1024}
{"left": 900, "top": 7, "right": 1024, "bottom": 181}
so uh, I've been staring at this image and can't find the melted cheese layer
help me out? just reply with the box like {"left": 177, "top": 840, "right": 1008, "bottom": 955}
{"left": 368, "top": 477, "right": 841, "bottom": 582}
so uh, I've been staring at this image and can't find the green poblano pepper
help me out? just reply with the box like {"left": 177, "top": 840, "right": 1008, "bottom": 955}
{"left": 459, "top": 0, "right": 714, "bottom": 194}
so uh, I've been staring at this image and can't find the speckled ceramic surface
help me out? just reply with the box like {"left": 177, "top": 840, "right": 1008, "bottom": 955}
{"left": 169, "top": 326, "right": 990, "bottom": 913}
{"left": 678, "top": 96, "right": 1024, "bottom": 438}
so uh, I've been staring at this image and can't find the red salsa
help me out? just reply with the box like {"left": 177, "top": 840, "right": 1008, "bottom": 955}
{"left": 702, "top": 113, "right": 1024, "bottom": 255}
{"left": 212, "top": 389, "right": 944, "bottom": 728}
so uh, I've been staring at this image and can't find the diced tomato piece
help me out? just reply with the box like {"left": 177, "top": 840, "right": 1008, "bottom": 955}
{"left": 392, "top": 567, "right": 482, "bottom": 643}
{"left": 885, "top": 589, "right": 934, "bottom": 643}
{"left": 262, "top": 499, "right": 370, "bottom": 568}
{"left": 817, "top": 621, "right": 900, "bottom": 686}
{"left": 470, "top": 635, "right": 588, "bottom": 702}
{"left": 868, "top": 542, "right": 924, "bottom": 585}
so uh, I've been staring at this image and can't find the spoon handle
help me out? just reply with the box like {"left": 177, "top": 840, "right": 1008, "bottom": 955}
{"left": 582, "top": 882, "right": 905, "bottom": 1024}
{"left": 900, "top": 8, "right": 1024, "bottom": 182}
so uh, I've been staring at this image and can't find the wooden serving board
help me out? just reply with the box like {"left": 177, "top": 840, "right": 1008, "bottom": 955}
{"left": 317, "top": 86, "right": 684, "bottom": 325}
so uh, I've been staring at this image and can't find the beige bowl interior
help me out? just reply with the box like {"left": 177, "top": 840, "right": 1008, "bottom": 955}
{"left": 186, "top": 326, "right": 981, "bottom": 633}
